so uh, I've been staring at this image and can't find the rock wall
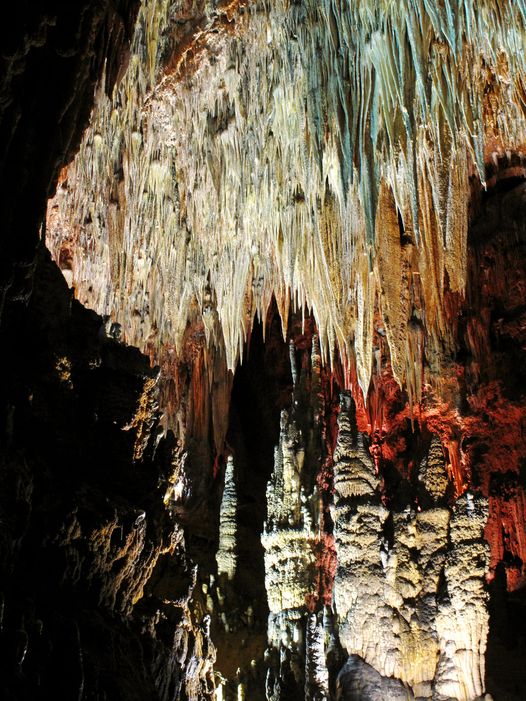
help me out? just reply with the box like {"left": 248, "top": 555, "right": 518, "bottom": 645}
{"left": 0, "top": 2, "right": 216, "bottom": 699}
{"left": 0, "top": 248, "right": 216, "bottom": 700}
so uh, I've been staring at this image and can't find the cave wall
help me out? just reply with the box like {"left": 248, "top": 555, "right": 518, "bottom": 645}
{"left": 0, "top": 2, "right": 215, "bottom": 699}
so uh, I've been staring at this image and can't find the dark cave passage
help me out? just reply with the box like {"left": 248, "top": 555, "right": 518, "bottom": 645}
{"left": 185, "top": 306, "right": 294, "bottom": 698}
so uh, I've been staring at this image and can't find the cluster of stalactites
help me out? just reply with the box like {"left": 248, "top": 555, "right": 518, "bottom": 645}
{"left": 47, "top": 0, "right": 526, "bottom": 398}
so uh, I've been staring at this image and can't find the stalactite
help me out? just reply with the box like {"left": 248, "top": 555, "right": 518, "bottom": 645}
{"left": 7, "top": 0, "right": 526, "bottom": 696}
{"left": 47, "top": 0, "right": 526, "bottom": 401}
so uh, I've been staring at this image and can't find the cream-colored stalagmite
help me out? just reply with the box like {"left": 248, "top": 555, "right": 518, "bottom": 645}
{"left": 47, "top": 0, "right": 526, "bottom": 398}
{"left": 434, "top": 494, "right": 490, "bottom": 701}
{"left": 262, "top": 407, "right": 316, "bottom": 615}
{"left": 332, "top": 393, "right": 490, "bottom": 700}
{"left": 216, "top": 456, "right": 237, "bottom": 581}
{"left": 261, "top": 407, "right": 318, "bottom": 699}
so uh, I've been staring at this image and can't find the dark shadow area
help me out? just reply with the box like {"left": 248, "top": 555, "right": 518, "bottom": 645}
{"left": 466, "top": 178, "right": 526, "bottom": 698}
{"left": 486, "top": 566, "right": 526, "bottom": 700}
{"left": 187, "top": 304, "right": 293, "bottom": 698}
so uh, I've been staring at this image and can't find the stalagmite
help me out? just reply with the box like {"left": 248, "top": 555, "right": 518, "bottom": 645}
{"left": 262, "top": 408, "right": 318, "bottom": 699}
{"left": 216, "top": 456, "right": 238, "bottom": 581}
{"left": 332, "top": 393, "right": 490, "bottom": 700}
{"left": 434, "top": 494, "right": 490, "bottom": 701}
{"left": 305, "top": 612, "right": 329, "bottom": 701}
{"left": 418, "top": 436, "right": 451, "bottom": 505}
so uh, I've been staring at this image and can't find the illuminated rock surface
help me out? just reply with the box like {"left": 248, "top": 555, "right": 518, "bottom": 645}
{"left": 216, "top": 456, "right": 238, "bottom": 580}
{"left": 47, "top": 0, "right": 526, "bottom": 395}
{"left": 1, "top": 1, "right": 526, "bottom": 700}
{"left": 332, "top": 397, "right": 489, "bottom": 700}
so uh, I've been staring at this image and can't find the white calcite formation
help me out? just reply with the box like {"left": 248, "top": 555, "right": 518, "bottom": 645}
{"left": 305, "top": 612, "right": 330, "bottom": 701}
{"left": 47, "top": 0, "right": 526, "bottom": 400}
{"left": 434, "top": 494, "right": 490, "bottom": 701}
{"left": 216, "top": 456, "right": 237, "bottom": 581}
{"left": 332, "top": 394, "right": 490, "bottom": 701}
{"left": 262, "top": 408, "right": 318, "bottom": 698}
{"left": 262, "top": 408, "right": 316, "bottom": 615}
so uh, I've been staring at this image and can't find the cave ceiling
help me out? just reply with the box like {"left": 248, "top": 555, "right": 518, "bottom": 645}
{"left": 48, "top": 0, "right": 526, "bottom": 394}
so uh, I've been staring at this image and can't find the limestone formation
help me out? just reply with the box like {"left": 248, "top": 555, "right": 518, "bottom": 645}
{"left": 434, "top": 494, "right": 490, "bottom": 700}
{"left": 305, "top": 612, "right": 330, "bottom": 701}
{"left": 262, "top": 408, "right": 318, "bottom": 699}
{"left": 332, "top": 394, "right": 490, "bottom": 700}
{"left": 418, "top": 436, "right": 451, "bottom": 505}
{"left": 337, "top": 655, "right": 413, "bottom": 701}
{"left": 216, "top": 456, "right": 238, "bottom": 581}
{"left": 262, "top": 409, "right": 314, "bottom": 566}
{"left": 47, "top": 0, "right": 526, "bottom": 398}
{"left": 2, "top": 0, "right": 525, "bottom": 699}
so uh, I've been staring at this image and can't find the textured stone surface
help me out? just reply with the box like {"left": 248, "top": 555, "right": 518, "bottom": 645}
{"left": 262, "top": 409, "right": 317, "bottom": 611}
{"left": 337, "top": 655, "right": 413, "bottom": 701}
{"left": 0, "top": 250, "right": 216, "bottom": 699}
{"left": 331, "top": 395, "right": 489, "bottom": 700}
{"left": 47, "top": 0, "right": 526, "bottom": 399}
{"left": 0, "top": 3, "right": 216, "bottom": 697}
{"left": 216, "top": 456, "right": 238, "bottom": 580}
{"left": 262, "top": 408, "right": 317, "bottom": 699}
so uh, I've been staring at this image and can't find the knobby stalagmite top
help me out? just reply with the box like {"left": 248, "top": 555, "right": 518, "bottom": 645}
{"left": 332, "top": 394, "right": 490, "bottom": 700}
{"left": 48, "top": 0, "right": 526, "bottom": 401}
